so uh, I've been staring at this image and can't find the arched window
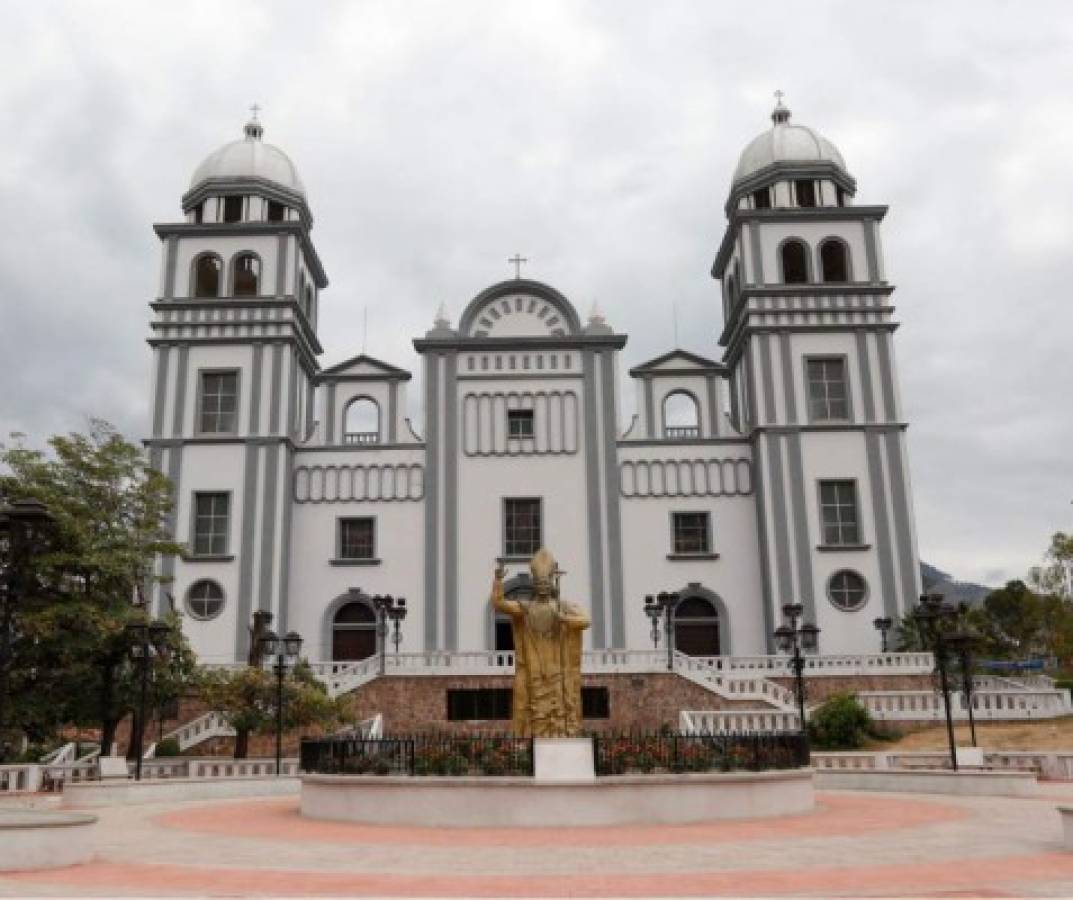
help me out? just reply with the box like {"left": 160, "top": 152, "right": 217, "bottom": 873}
{"left": 193, "top": 255, "right": 221, "bottom": 298}
{"left": 344, "top": 397, "right": 380, "bottom": 445}
{"left": 662, "top": 391, "right": 700, "bottom": 439}
{"left": 232, "top": 254, "right": 260, "bottom": 297}
{"left": 673, "top": 596, "right": 720, "bottom": 657}
{"left": 828, "top": 570, "right": 868, "bottom": 611}
{"left": 186, "top": 579, "right": 225, "bottom": 620}
{"left": 820, "top": 240, "right": 850, "bottom": 283}
{"left": 780, "top": 240, "right": 810, "bottom": 284}
{"left": 332, "top": 601, "right": 377, "bottom": 661}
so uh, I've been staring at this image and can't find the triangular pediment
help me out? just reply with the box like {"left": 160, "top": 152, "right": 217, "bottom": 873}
{"left": 629, "top": 349, "right": 725, "bottom": 377}
{"left": 319, "top": 353, "right": 411, "bottom": 381}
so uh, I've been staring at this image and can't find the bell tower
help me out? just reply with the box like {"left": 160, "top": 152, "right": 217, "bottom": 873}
{"left": 146, "top": 113, "right": 329, "bottom": 661}
{"left": 712, "top": 96, "right": 920, "bottom": 652}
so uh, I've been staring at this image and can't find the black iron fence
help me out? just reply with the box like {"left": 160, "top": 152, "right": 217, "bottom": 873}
{"left": 592, "top": 731, "right": 810, "bottom": 775}
{"left": 300, "top": 733, "right": 534, "bottom": 777}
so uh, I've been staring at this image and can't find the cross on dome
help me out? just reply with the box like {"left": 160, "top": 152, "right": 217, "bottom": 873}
{"left": 244, "top": 103, "right": 264, "bottom": 141}
{"left": 771, "top": 90, "right": 792, "bottom": 125}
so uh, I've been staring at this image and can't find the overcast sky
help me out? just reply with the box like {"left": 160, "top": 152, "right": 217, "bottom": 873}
{"left": 1, "top": 1, "right": 1071, "bottom": 587}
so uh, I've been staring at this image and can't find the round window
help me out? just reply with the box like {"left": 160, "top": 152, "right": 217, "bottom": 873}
{"left": 186, "top": 579, "right": 225, "bottom": 620}
{"left": 828, "top": 570, "right": 867, "bottom": 611}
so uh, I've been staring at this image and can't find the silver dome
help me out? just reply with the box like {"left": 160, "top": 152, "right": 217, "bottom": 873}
{"left": 733, "top": 98, "right": 846, "bottom": 184}
{"left": 189, "top": 118, "right": 305, "bottom": 196}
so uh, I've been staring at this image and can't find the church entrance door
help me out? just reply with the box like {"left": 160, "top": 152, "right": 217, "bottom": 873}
{"left": 673, "top": 596, "right": 721, "bottom": 657}
{"left": 332, "top": 601, "right": 377, "bottom": 661}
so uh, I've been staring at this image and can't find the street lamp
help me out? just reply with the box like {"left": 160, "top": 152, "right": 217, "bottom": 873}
{"left": 124, "top": 618, "right": 172, "bottom": 781}
{"left": 258, "top": 629, "right": 303, "bottom": 776}
{"left": 946, "top": 629, "right": 979, "bottom": 748}
{"left": 914, "top": 592, "right": 960, "bottom": 770}
{"left": 643, "top": 591, "right": 680, "bottom": 671}
{"left": 0, "top": 500, "right": 54, "bottom": 762}
{"left": 873, "top": 616, "right": 893, "bottom": 653}
{"left": 369, "top": 595, "right": 406, "bottom": 675}
{"left": 774, "top": 602, "right": 820, "bottom": 734}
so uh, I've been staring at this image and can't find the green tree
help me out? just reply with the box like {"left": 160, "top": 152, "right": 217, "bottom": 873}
{"left": 808, "top": 693, "right": 874, "bottom": 750}
{"left": 1030, "top": 532, "right": 1073, "bottom": 601}
{"left": 0, "top": 421, "right": 186, "bottom": 758}
{"left": 198, "top": 660, "right": 343, "bottom": 758}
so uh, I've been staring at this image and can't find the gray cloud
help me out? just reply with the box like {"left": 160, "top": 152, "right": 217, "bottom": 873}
{"left": 2, "top": 0, "right": 1071, "bottom": 586}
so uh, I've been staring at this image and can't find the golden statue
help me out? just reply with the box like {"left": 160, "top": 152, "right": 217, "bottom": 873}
{"left": 491, "top": 549, "right": 591, "bottom": 737}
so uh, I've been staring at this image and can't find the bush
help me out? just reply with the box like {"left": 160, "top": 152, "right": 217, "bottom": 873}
{"left": 154, "top": 738, "right": 181, "bottom": 758}
{"left": 808, "top": 693, "right": 873, "bottom": 750}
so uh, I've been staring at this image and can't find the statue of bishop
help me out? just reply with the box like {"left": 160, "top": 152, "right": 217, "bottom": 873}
{"left": 491, "top": 548, "right": 591, "bottom": 737}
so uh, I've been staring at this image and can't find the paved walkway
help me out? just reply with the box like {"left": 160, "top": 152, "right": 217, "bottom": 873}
{"left": 4, "top": 786, "right": 1073, "bottom": 897}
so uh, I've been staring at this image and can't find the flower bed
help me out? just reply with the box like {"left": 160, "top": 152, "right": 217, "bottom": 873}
{"left": 593, "top": 731, "right": 809, "bottom": 775}
{"left": 300, "top": 734, "right": 534, "bottom": 777}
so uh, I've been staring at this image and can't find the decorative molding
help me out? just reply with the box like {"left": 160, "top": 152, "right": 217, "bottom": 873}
{"left": 462, "top": 390, "right": 579, "bottom": 456}
{"left": 293, "top": 463, "right": 425, "bottom": 503}
{"left": 619, "top": 458, "right": 753, "bottom": 499}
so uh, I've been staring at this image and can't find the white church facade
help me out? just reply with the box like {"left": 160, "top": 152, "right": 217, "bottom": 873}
{"left": 146, "top": 99, "right": 921, "bottom": 667}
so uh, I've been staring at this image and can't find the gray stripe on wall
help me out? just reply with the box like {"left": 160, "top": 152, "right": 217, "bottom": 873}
{"left": 269, "top": 344, "right": 283, "bottom": 434}
{"left": 305, "top": 380, "right": 314, "bottom": 438}
{"left": 160, "top": 446, "right": 182, "bottom": 617}
{"left": 749, "top": 221, "right": 765, "bottom": 285}
{"left": 171, "top": 347, "right": 189, "bottom": 437}
{"left": 743, "top": 347, "right": 757, "bottom": 430}
{"left": 643, "top": 376, "right": 655, "bottom": 438}
{"left": 276, "top": 446, "right": 294, "bottom": 633}
{"left": 884, "top": 431, "right": 919, "bottom": 613}
{"left": 786, "top": 432, "right": 816, "bottom": 623}
{"left": 443, "top": 353, "right": 459, "bottom": 651}
{"left": 705, "top": 374, "right": 720, "bottom": 436}
{"left": 256, "top": 443, "right": 280, "bottom": 613}
{"left": 152, "top": 348, "right": 170, "bottom": 438}
{"left": 582, "top": 350, "right": 606, "bottom": 647}
{"left": 729, "top": 372, "right": 740, "bottom": 430}
{"left": 423, "top": 355, "right": 441, "bottom": 649}
{"left": 759, "top": 334, "right": 777, "bottom": 425}
{"left": 388, "top": 382, "right": 398, "bottom": 443}
{"left": 249, "top": 344, "right": 263, "bottom": 434}
{"left": 286, "top": 352, "right": 298, "bottom": 437}
{"left": 235, "top": 444, "right": 260, "bottom": 659}
{"left": 163, "top": 236, "right": 178, "bottom": 300}
{"left": 765, "top": 435, "right": 794, "bottom": 606}
{"left": 864, "top": 220, "right": 880, "bottom": 284}
{"left": 875, "top": 332, "right": 897, "bottom": 421}
{"left": 600, "top": 351, "right": 626, "bottom": 648}
{"left": 275, "top": 233, "right": 287, "bottom": 299}
{"left": 751, "top": 444, "right": 777, "bottom": 651}
{"left": 855, "top": 332, "right": 876, "bottom": 423}
{"left": 325, "top": 382, "right": 336, "bottom": 443}
{"left": 779, "top": 332, "right": 797, "bottom": 425}
{"left": 865, "top": 432, "right": 899, "bottom": 620}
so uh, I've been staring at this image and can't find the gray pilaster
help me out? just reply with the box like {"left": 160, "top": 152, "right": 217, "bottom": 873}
{"left": 268, "top": 344, "right": 283, "bottom": 434}
{"left": 235, "top": 443, "right": 261, "bottom": 659}
{"left": 286, "top": 352, "right": 298, "bottom": 437}
{"left": 786, "top": 432, "right": 816, "bottom": 623}
{"left": 705, "top": 374, "right": 720, "bottom": 437}
{"left": 257, "top": 443, "right": 280, "bottom": 613}
{"left": 729, "top": 371, "right": 740, "bottom": 431}
{"left": 779, "top": 333, "right": 797, "bottom": 425}
{"left": 765, "top": 435, "right": 794, "bottom": 606}
{"left": 643, "top": 376, "right": 655, "bottom": 438}
{"left": 748, "top": 221, "right": 764, "bottom": 285}
{"left": 864, "top": 219, "right": 880, "bottom": 285}
{"left": 751, "top": 444, "right": 777, "bottom": 652}
{"left": 884, "top": 431, "right": 919, "bottom": 613}
{"left": 423, "top": 355, "right": 441, "bottom": 649}
{"left": 582, "top": 350, "right": 606, "bottom": 647}
{"left": 152, "top": 347, "right": 170, "bottom": 438}
{"left": 276, "top": 446, "right": 294, "bottom": 633}
{"left": 600, "top": 351, "right": 626, "bottom": 648}
{"left": 388, "top": 381, "right": 398, "bottom": 443}
{"left": 759, "top": 334, "right": 777, "bottom": 425}
{"left": 304, "top": 380, "right": 314, "bottom": 438}
{"left": 865, "top": 432, "right": 899, "bottom": 620}
{"left": 854, "top": 332, "right": 876, "bottom": 424}
{"left": 443, "top": 353, "right": 459, "bottom": 651}
{"left": 325, "top": 382, "right": 337, "bottom": 444}
{"left": 875, "top": 332, "right": 897, "bottom": 421}
{"left": 275, "top": 233, "right": 287, "bottom": 299}
{"left": 743, "top": 347, "right": 757, "bottom": 431}
{"left": 171, "top": 347, "right": 189, "bottom": 437}
{"left": 249, "top": 344, "right": 263, "bottom": 435}
{"left": 163, "top": 236, "right": 178, "bottom": 300}
{"left": 159, "top": 446, "right": 182, "bottom": 617}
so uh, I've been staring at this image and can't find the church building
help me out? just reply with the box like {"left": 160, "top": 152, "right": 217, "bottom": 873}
{"left": 145, "top": 97, "right": 921, "bottom": 667}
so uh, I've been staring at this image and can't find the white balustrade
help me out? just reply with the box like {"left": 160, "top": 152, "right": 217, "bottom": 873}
{"left": 858, "top": 688, "right": 1072, "bottom": 722}
{"left": 0, "top": 764, "right": 43, "bottom": 793}
{"left": 679, "top": 709, "right": 801, "bottom": 734}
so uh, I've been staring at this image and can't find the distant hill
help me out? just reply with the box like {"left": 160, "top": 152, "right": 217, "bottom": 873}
{"left": 920, "top": 562, "right": 993, "bottom": 607}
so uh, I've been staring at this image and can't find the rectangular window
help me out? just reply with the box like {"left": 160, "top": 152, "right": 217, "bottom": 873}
{"left": 504, "top": 498, "right": 541, "bottom": 557}
{"left": 447, "top": 688, "right": 512, "bottom": 721}
{"left": 198, "top": 371, "right": 239, "bottom": 434}
{"left": 266, "top": 200, "right": 285, "bottom": 221}
{"left": 806, "top": 358, "right": 849, "bottom": 421}
{"left": 582, "top": 686, "right": 610, "bottom": 719}
{"left": 507, "top": 409, "right": 535, "bottom": 438}
{"left": 193, "top": 492, "right": 230, "bottom": 556}
{"left": 222, "top": 196, "right": 243, "bottom": 223}
{"left": 752, "top": 187, "right": 771, "bottom": 209}
{"left": 672, "top": 511, "right": 711, "bottom": 554}
{"left": 794, "top": 180, "right": 816, "bottom": 208}
{"left": 339, "top": 517, "right": 375, "bottom": 560}
{"left": 819, "top": 480, "right": 860, "bottom": 545}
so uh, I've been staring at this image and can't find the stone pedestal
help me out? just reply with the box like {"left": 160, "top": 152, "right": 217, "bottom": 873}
{"left": 533, "top": 737, "right": 595, "bottom": 782}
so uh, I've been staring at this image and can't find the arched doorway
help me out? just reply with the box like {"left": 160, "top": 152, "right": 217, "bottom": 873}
{"left": 332, "top": 600, "right": 377, "bottom": 661}
{"left": 673, "top": 595, "right": 721, "bottom": 657}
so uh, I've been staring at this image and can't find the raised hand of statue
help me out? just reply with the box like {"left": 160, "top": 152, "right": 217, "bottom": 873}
{"left": 494, "top": 562, "right": 506, "bottom": 583}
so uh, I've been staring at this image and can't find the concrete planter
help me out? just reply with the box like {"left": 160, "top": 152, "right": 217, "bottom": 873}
{"left": 64, "top": 775, "right": 299, "bottom": 807}
{"left": 814, "top": 768, "right": 1038, "bottom": 797}
{"left": 0, "top": 810, "right": 97, "bottom": 871}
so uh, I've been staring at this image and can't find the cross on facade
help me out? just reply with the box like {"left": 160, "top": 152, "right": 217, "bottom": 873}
{"left": 774, "top": 89, "right": 784, "bottom": 105}
{"left": 249, "top": 103, "right": 262, "bottom": 120}
{"left": 508, "top": 254, "right": 528, "bottom": 279}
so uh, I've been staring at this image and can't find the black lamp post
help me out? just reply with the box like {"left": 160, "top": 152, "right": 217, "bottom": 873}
{"left": 0, "top": 500, "right": 54, "bottom": 763}
{"left": 946, "top": 629, "right": 978, "bottom": 748}
{"left": 914, "top": 592, "right": 959, "bottom": 770}
{"left": 258, "top": 629, "right": 303, "bottom": 776}
{"left": 124, "top": 618, "right": 172, "bottom": 781}
{"left": 644, "top": 591, "right": 680, "bottom": 671}
{"left": 369, "top": 595, "right": 407, "bottom": 674}
{"left": 774, "top": 602, "right": 820, "bottom": 734}
{"left": 873, "top": 616, "right": 893, "bottom": 653}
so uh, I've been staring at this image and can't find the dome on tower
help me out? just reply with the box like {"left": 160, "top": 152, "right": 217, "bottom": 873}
{"left": 732, "top": 95, "right": 846, "bottom": 185}
{"left": 188, "top": 115, "right": 305, "bottom": 197}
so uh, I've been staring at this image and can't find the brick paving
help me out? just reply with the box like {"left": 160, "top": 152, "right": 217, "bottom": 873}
{"left": 2, "top": 787, "right": 1073, "bottom": 897}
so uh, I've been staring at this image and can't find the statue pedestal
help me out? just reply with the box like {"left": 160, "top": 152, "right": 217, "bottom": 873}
{"left": 533, "top": 737, "right": 595, "bottom": 782}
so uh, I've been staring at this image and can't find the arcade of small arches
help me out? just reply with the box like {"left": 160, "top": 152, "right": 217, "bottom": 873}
{"left": 724, "top": 235, "right": 852, "bottom": 300}
{"left": 190, "top": 250, "right": 317, "bottom": 319}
